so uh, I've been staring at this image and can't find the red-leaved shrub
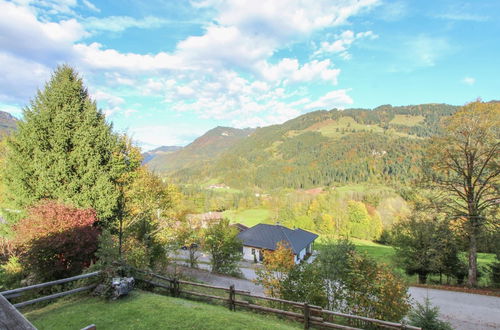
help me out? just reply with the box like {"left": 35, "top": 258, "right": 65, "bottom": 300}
{"left": 15, "top": 200, "right": 100, "bottom": 281}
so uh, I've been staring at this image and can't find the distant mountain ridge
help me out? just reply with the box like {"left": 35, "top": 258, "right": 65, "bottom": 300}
{"left": 142, "top": 146, "right": 182, "bottom": 164}
{"left": 147, "top": 126, "right": 255, "bottom": 172}
{"left": 0, "top": 111, "right": 17, "bottom": 136}
{"left": 151, "top": 103, "right": 459, "bottom": 189}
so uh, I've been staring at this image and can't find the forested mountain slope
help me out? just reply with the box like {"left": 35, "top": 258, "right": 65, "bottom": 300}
{"left": 142, "top": 146, "right": 182, "bottom": 164}
{"left": 147, "top": 126, "right": 254, "bottom": 172}
{"left": 154, "top": 104, "right": 458, "bottom": 188}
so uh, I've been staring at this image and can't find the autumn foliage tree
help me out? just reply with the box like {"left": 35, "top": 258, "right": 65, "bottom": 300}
{"left": 14, "top": 200, "right": 100, "bottom": 281}
{"left": 424, "top": 101, "right": 500, "bottom": 286}
{"left": 255, "top": 241, "right": 295, "bottom": 297}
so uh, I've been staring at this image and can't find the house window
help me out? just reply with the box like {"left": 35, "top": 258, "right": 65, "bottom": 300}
{"left": 251, "top": 248, "right": 255, "bottom": 255}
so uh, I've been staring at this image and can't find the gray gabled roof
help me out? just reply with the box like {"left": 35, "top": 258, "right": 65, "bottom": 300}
{"left": 237, "top": 224, "right": 318, "bottom": 254}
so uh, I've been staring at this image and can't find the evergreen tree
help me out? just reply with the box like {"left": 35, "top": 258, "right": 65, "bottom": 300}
{"left": 2, "top": 65, "right": 138, "bottom": 223}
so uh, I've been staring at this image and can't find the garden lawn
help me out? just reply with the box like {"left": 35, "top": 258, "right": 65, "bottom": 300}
{"left": 223, "top": 208, "right": 271, "bottom": 227}
{"left": 25, "top": 290, "right": 299, "bottom": 330}
{"left": 319, "top": 238, "right": 496, "bottom": 286}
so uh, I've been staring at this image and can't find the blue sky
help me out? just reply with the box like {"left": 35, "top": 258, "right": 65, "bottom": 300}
{"left": 0, "top": 0, "right": 499, "bottom": 150}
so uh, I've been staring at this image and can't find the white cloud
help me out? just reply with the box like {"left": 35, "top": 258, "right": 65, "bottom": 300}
{"left": 0, "top": 52, "right": 51, "bottom": 102}
{"left": 256, "top": 58, "right": 340, "bottom": 84}
{"left": 405, "top": 34, "right": 451, "bottom": 67}
{"left": 0, "top": 0, "right": 379, "bottom": 144}
{"left": 377, "top": 1, "right": 408, "bottom": 21}
{"left": 82, "top": 0, "right": 99, "bottom": 13}
{"left": 129, "top": 124, "right": 208, "bottom": 150}
{"left": 176, "top": 25, "right": 275, "bottom": 69}
{"left": 304, "top": 89, "right": 353, "bottom": 110}
{"left": 462, "top": 77, "right": 475, "bottom": 85}
{"left": 0, "top": 1, "right": 86, "bottom": 63}
{"left": 315, "top": 30, "right": 378, "bottom": 58}
{"left": 91, "top": 90, "right": 125, "bottom": 117}
{"left": 73, "top": 42, "right": 183, "bottom": 71}
{"left": 83, "top": 15, "right": 167, "bottom": 33}
{"left": 197, "top": 0, "right": 379, "bottom": 39}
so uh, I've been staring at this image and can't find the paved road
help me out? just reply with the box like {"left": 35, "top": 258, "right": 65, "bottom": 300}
{"left": 409, "top": 287, "right": 500, "bottom": 330}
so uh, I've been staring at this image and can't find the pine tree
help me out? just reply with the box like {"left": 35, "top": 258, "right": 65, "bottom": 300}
{"left": 2, "top": 65, "right": 139, "bottom": 223}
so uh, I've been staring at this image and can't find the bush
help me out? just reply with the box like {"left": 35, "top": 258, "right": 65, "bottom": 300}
{"left": 490, "top": 260, "right": 500, "bottom": 288}
{"left": 0, "top": 256, "right": 24, "bottom": 289}
{"left": 317, "top": 240, "right": 410, "bottom": 322}
{"left": 408, "top": 297, "right": 453, "bottom": 330}
{"left": 14, "top": 200, "right": 100, "bottom": 281}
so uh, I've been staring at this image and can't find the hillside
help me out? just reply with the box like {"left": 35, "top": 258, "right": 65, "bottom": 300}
{"left": 147, "top": 126, "right": 255, "bottom": 172}
{"left": 0, "top": 110, "right": 17, "bottom": 136}
{"left": 160, "top": 104, "right": 458, "bottom": 189}
{"left": 142, "top": 145, "right": 182, "bottom": 164}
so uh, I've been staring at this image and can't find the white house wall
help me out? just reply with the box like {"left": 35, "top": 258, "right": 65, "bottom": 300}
{"left": 243, "top": 246, "right": 263, "bottom": 262}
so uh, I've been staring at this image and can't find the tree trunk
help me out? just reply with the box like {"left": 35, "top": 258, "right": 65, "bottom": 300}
{"left": 418, "top": 273, "right": 427, "bottom": 284}
{"left": 467, "top": 233, "right": 478, "bottom": 287}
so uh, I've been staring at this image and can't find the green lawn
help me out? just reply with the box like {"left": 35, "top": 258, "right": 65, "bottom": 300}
{"left": 317, "top": 238, "right": 496, "bottom": 286}
{"left": 25, "top": 291, "right": 299, "bottom": 330}
{"left": 223, "top": 208, "right": 272, "bottom": 227}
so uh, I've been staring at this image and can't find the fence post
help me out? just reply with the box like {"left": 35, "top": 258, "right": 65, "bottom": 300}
{"left": 303, "top": 303, "right": 310, "bottom": 329}
{"left": 229, "top": 285, "right": 235, "bottom": 311}
{"left": 170, "top": 278, "right": 175, "bottom": 297}
{"left": 175, "top": 279, "right": 180, "bottom": 297}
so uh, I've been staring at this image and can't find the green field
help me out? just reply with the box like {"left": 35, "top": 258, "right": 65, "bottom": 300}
{"left": 389, "top": 115, "right": 425, "bottom": 126}
{"left": 351, "top": 239, "right": 495, "bottom": 286}
{"left": 223, "top": 208, "right": 272, "bottom": 227}
{"left": 308, "top": 116, "right": 415, "bottom": 140}
{"left": 25, "top": 291, "right": 298, "bottom": 330}
{"left": 316, "top": 238, "right": 496, "bottom": 286}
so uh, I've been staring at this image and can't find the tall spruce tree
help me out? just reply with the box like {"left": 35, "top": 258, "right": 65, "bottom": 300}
{"left": 2, "top": 65, "right": 139, "bottom": 223}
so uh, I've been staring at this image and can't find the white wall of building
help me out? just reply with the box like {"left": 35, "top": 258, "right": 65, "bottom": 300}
{"left": 244, "top": 243, "right": 314, "bottom": 264}
{"left": 242, "top": 246, "right": 254, "bottom": 261}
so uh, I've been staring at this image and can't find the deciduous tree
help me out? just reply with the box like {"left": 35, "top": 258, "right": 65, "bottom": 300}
{"left": 202, "top": 219, "right": 242, "bottom": 275}
{"left": 255, "top": 241, "right": 295, "bottom": 297}
{"left": 424, "top": 101, "right": 500, "bottom": 286}
{"left": 14, "top": 200, "right": 99, "bottom": 281}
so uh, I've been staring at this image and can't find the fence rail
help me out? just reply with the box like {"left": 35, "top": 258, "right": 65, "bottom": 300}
{"left": 1, "top": 271, "right": 101, "bottom": 307}
{"left": 133, "top": 267, "right": 420, "bottom": 330}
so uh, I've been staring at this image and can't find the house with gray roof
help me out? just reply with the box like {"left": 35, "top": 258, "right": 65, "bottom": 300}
{"left": 237, "top": 224, "right": 318, "bottom": 264}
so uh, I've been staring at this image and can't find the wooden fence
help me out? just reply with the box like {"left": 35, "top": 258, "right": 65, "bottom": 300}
{"left": 1, "top": 271, "right": 101, "bottom": 308}
{"left": 133, "top": 268, "right": 420, "bottom": 330}
{"left": 0, "top": 271, "right": 100, "bottom": 329}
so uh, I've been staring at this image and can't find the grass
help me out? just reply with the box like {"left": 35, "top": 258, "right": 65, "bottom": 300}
{"left": 223, "top": 208, "right": 272, "bottom": 227}
{"left": 307, "top": 117, "right": 416, "bottom": 140}
{"left": 317, "top": 238, "right": 496, "bottom": 287}
{"left": 25, "top": 290, "right": 299, "bottom": 330}
{"left": 389, "top": 115, "right": 425, "bottom": 126}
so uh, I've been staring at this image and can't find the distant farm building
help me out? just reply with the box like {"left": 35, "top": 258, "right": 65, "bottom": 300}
{"left": 185, "top": 212, "right": 223, "bottom": 228}
{"left": 237, "top": 224, "right": 318, "bottom": 264}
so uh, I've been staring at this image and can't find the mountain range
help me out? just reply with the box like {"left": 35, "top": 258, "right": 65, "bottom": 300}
{"left": 145, "top": 103, "right": 459, "bottom": 189}
{"left": 0, "top": 111, "right": 17, "bottom": 137}
{"left": 146, "top": 126, "right": 254, "bottom": 172}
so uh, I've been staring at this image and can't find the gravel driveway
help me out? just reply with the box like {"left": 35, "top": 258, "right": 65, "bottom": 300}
{"left": 408, "top": 287, "right": 500, "bottom": 330}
